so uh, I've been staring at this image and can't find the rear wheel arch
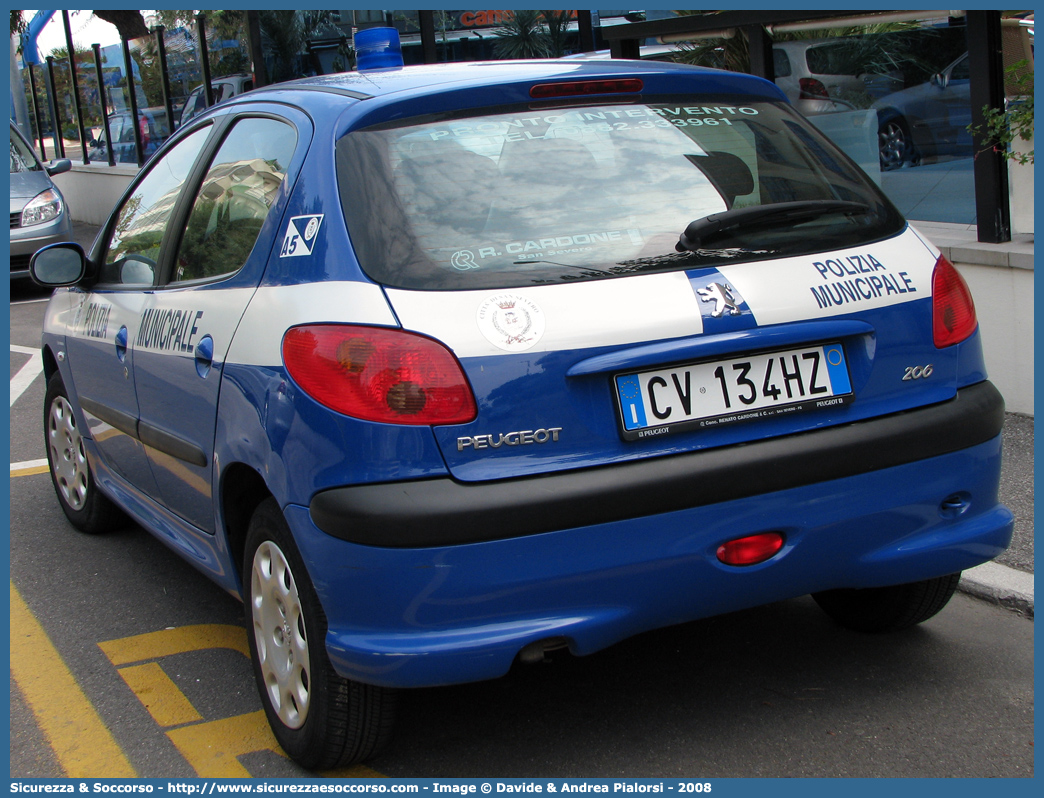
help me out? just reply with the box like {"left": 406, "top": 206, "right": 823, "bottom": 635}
{"left": 220, "top": 462, "right": 274, "bottom": 592}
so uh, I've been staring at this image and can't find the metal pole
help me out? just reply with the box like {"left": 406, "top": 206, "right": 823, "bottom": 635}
{"left": 967, "top": 10, "right": 1011, "bottom": 244}
{"left": 153, "top": 25, "right": 176, "bottom": 133}
{"left": 27, "top": 63, "right": 47, "bottom": 159}
{"left": 93, "top": 43, "right": 115, "bottom": 166}
{"left": 745, "top": 25, "right": 775, "bottom": 81}
{"left": 122, "top": 37, "right": 145, "bottom": 167}
{"left": 419, "top": 11, "right": 437, "bottom": 64}
{"left": 45, "top": 56, "right": 65, "bottom": 158}
{"left": 197, "top": 13, "right": 214, "bottom": 107}
{"left": 246, "top": 11, "right": 268, "bottom": 88}
{"left": 577, "top": 10, "right": 596, "bottom": 53}
{"left": 62, "top": 10, "right": 89, "bottom": 164}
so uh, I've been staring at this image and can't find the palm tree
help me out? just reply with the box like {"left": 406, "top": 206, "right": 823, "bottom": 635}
{"left": 492, "top": 11, "right": 551, "bottom": 60}
{"left": 541, "top": 10, "right": 573, "bottom": 58}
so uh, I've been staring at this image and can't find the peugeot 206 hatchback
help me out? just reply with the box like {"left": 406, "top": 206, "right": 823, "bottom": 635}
{"left": 31, "top": 41, "right": 1012, "bottom": 769}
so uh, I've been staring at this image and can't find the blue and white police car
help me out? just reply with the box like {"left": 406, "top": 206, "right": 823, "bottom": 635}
{"left": 31, "top": 32, "right": 1012, "bottom": 769}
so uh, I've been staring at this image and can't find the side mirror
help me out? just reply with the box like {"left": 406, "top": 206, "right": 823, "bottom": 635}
{"left": 45, "top": 158, "right": 72, "bottom": 177}
{"left": 30, "top": 242, "right": 87, "bottom": 287}
{"left": 931, "top": 73, "right": 948, "bottom": 89}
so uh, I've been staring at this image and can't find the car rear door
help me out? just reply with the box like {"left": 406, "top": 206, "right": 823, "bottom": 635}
{"left": 132, "top": 110, "right": 309, "bottom": 533}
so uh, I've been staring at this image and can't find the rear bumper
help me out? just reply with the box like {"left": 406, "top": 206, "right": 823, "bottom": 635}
{"left": 310, "top": 380, "right": 1005, "bottom": 548}
{"left": 288, "top": 386, "right": 1012, "bottom": 688}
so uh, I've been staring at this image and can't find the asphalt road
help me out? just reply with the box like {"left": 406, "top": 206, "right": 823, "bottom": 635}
{"left": 8, "top": 282, "right": 1035, "bottom": 779}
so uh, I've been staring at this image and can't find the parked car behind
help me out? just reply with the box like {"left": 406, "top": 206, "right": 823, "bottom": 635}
{"left": 30, "top": 48, "right": 1012, "bottom": 770}
{"left": 88, "top": 108, "right": 171, "bottom": 164}
{"left": 179, "top": 73, "right": 255, "bottom": 126}
{"left": 9, "top": 122, "right": 73, "bottom": 279}
{"left": 872, "top": 52, "right": 973, "bottom": 170}
{"left": 773, "top": 38, "right": 903, "bottom": 115}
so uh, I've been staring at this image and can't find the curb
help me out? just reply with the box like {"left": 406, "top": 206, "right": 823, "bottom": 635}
{"left": 959, "top": 561, "right": 1034, "bottom": 618}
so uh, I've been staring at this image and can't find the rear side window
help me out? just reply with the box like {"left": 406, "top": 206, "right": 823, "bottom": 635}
{"left": 805, "top": 43, "right": 862, "bottom": 77}
{"left": 338, "top": 99, "right": 903, "bottom": 290}
{"left": 772, "top": 49, "right": 792, "bottom": 78}
{"left": 172, "top": 117, "right": 297, "bottom": 284}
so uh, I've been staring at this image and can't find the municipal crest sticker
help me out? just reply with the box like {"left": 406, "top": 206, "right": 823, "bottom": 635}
{"left": 280, "top": 214, "right": 324, "bottom": 258}
{"left": 476, "top": 294, "right": 545, "bottom": 352}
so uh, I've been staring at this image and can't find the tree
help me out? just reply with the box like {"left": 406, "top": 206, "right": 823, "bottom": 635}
{"left": 257, "top": 10, "right": 338, "bottom": 82}
{"left": 93, "top": 10, "right": 149, "bottom": 40}
{"left": 541, "top": 10, "right": 573, "bottom": 58}
{"left": 492, "top": 10, "right": 551, "bottom": 59}
{"left": 970, "top": 61, "right": 1034, "bottom": 165}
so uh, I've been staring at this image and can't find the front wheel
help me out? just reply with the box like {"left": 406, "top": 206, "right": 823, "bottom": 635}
{"left": 812, "top": 573, "right": 961, "bottom": 633}
{"left": 44, "top": 372, "right": 124, "bottom": 533}
{"left": 244, "top": 498, "right": 396, "bottom": 769}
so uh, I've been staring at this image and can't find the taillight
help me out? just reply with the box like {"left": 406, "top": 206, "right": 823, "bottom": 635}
{"left": 716, "top": 532, "right": 785, "bottom": 566}
{"left": 530, "top": 79, "right": 643, "bottom": 99}
{"left": 932, "top": 254, "right": 977, "bottom": 348}
{"left": 282, "top": 325, "right": 477, "bottom": 425}
{"left": 798, "top": 77, "right": 829, "bottom": 100}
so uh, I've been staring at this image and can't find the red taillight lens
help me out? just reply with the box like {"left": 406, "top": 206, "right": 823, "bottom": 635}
{"left": 530, "top": 78, "right": 643, "bottom": 99}
{"left": 716, "top": 532, "right": 785, "bottom": 566}
{"left": 932, "top": 254, "right": 977, "bottom": 348}
{"left": 282, "top": 325, "right": 477, "bottom": 425}
{"left": 798, "top": 77, "right": 829, "bottom": 99}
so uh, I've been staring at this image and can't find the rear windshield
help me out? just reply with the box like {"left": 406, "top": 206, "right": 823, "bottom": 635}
{"left": 337, "top": 97, "right": 904, "bottom": 290}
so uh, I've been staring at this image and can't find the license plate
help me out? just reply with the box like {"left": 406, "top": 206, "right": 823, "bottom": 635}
{"left": 615, "top": 343, "right": 852, "bottom": 441}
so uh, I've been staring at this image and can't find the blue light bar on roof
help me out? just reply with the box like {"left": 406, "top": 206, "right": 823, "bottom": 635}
{"left": 355, "top": 27, "right": 405, "bottom": 71}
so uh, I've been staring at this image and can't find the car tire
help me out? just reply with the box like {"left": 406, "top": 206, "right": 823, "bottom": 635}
{"left": 878, "top": 115, "right": 920, "bottom": 171}
{"left": 244, "top": 498, "right": 396, "bottom": 769}
{"left": 812, "top": 572, "right": 961, "bottom": 633}
{"left": 44, "top": 371, "right": 124, "bottom": 533}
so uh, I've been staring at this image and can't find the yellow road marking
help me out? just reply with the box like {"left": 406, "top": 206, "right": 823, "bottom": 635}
{"left": 323, "top": 763, "right": 386, "bottom": 778}
{"left": 11, "top": 458, "right": 48, "bottom": 477}
{"left": 166, "top": 710, "right": 279, "bottom": 778}
{"left": 9, "top": 582, "right": 138, "bottom": 777}
{"left": 117, "top": 663, "right": 204, "bottom": 727}
{"left": 100, "top": 624, "right": 250, "bottom": 665}
{"left": 11, "top": 464, "right": 49, "bottom": 477}
{"left": 100, "top": 624, "right": 388, "bottom": 777}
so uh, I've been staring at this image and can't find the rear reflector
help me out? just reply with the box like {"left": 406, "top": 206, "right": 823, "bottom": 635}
{"left": 716, "top": 532, "right": 785, "bottom": 566}
{"left": 530, "top": 79, "right": 643, "bottom": 99}
{"left": 932, "top": 254, "right": 977, "bottom": 348}
{"left": 282, "top": 325, "right": 477, "bottom": 425}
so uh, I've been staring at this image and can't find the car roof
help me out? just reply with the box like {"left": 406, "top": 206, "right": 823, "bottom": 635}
{"left": 239, "top": 59, "right": 785, "bottom": 105}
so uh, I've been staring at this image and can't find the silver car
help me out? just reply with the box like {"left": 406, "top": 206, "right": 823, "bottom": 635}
{"left": 773, "top": 38, "right": 902, "bottom": 116}
{"left": 10, "top": 123, "right": 73, "bottom": 279}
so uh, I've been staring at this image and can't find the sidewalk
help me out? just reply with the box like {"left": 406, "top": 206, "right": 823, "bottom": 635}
{"left": 63, "top": 220, "right": 1036, "bottom": 617}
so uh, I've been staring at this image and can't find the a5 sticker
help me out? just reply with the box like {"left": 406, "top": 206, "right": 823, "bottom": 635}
{"left": 280, "top": 214, "right": 323, "bottom": 258}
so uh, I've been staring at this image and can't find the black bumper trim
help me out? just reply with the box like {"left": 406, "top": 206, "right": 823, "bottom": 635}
{"left": 309, "top": 382, "right": 1005, "bottom": 549}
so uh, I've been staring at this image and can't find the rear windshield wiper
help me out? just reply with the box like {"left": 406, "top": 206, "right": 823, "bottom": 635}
{"left": 676, "top": 200, "right": 872, "bottom": 252}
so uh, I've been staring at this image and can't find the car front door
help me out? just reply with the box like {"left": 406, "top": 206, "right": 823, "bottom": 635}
{"left": 65, "top": 124, "right": 214, "bottom": 496}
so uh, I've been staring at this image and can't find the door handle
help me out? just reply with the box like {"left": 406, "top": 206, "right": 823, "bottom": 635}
{"left": 115, "top": 326, "right": 128, "bottom": 362}
{"left": 194, "top": 335, "right": 214, "bottom": 378}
